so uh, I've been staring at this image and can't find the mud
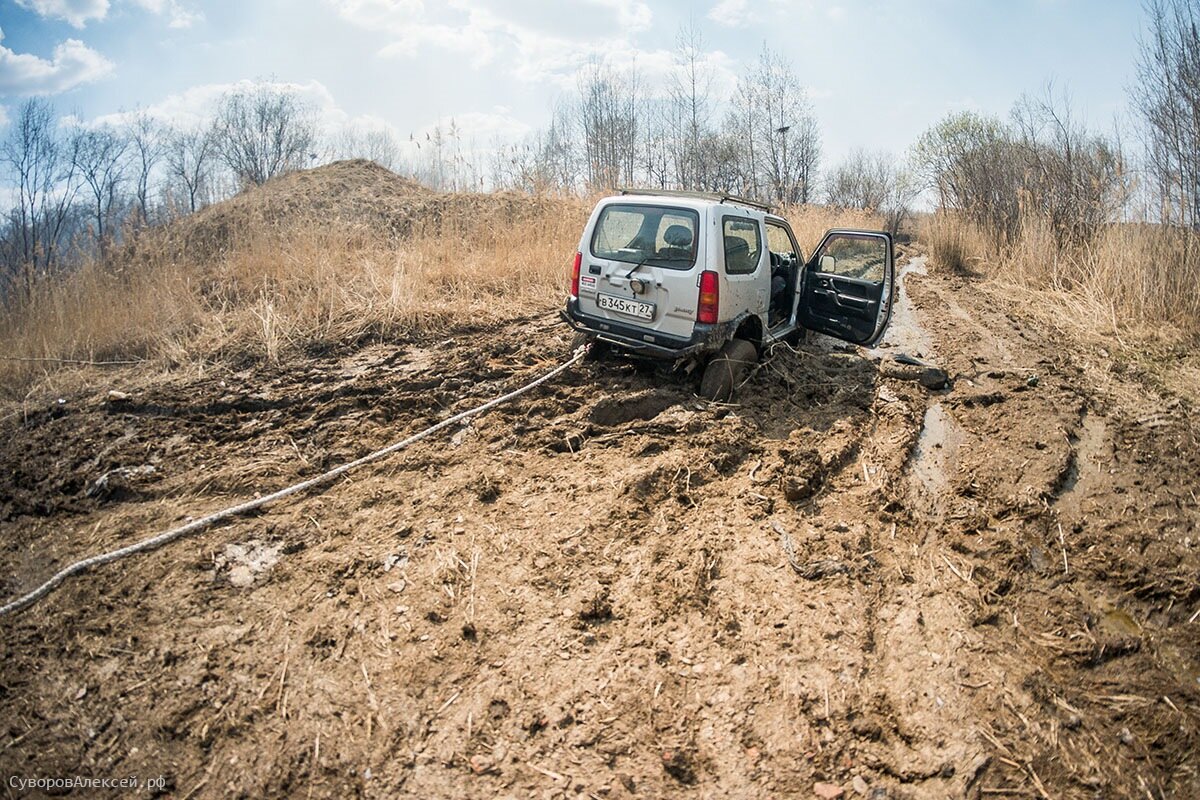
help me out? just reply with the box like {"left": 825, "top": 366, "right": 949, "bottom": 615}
{"left": 1, "top": 255, "right": 1198, "bottom": 799}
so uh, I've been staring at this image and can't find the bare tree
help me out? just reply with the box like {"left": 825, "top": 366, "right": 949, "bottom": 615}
{"left": 1012, "top": 86, "right": 1127, "bottom": 245}
{"left": 492, "top": 103, "right": 578, "bottom": 193}
{"left": 1132, "top": 0, "right": 1200, "bottom": 227}
{"left": 125, "top": 110, "right": 163, "bottom": 227}
{"left": 735, "top": 47, "right": 820, "bottom": 205}
{"left": 577, "top": 58, "right": 640, "bottom": 190}
{"left": 825, "top": 149, "right": 893, "bottom": 210}
{"left": 332, "top": 124, "right": 402, "bottom": 171}
{"left": 1, "top": 98, "right": 79, "bottom": 296}
{"left": 212, "top": 84, "right": 316, "bottom": 187}
{"left": 71, "top": 123, "right": 130, "bottom": 255}
{"left": 668, "top": 19, "right": 714, "bottom": 189}
{"left": 912, "top": 111, "right": 1025, "bottom": 243}
{"left": 164, "top": 124, "right": 216, "bottom": 214}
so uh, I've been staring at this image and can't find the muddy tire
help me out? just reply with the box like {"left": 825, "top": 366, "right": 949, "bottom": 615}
{"left": 571, "top": 331, "right": 608, "bottom": 361}
{"left": 700, "top": 338, "right": 758, "bottom": 402}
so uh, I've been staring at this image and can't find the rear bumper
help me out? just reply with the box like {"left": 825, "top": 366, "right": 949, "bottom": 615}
{"left": 562, "top": 299, "right": 729, "bottom": 360}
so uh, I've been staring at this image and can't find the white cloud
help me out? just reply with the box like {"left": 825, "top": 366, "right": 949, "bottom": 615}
{"left": 332, "top": 0, "right": 668, "bottom": 85}
{"left": 0, "top": 105, "right": 9, "bottom": 128}
{"left": 92, "top": 78, "right": 349, "bottom": 132}
{"left": 15, "top": 0, "right": 109, "bottom": 28}
{"left": 127, "top": 0, "right": 203, "bottom": 29}
{"left": 422, "top": 110, "right": 531, "bottom": 143}
{"left": 707, "top": 0, "right": 748, "bottom": 27}
{"left": 586, "top": 0, "right": 652, "bottom": 32}
{"left": 0, "top": 27, "right": 114, "bottom": 95}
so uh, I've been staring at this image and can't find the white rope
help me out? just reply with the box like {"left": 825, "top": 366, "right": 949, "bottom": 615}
{"left": 0, "top": 347, "right": 587, "bottom": 617}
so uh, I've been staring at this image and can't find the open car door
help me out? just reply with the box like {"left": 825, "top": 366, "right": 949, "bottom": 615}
{"left": 798, "top": 229, "right": 894, "bottom": 347}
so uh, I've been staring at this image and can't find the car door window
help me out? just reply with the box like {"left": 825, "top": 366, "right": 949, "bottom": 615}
{"left": 766, "top": 222, "right": 800, "bottom": 261}
{"left": 815, "top": 235, "right": 887, "bottom": 282}
{"left": 723, "top": 217, "right": 762, "bottom": 275}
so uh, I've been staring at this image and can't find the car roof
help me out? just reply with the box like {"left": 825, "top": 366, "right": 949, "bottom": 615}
{"left": 602, "top": 192, "right": 771, "bottom": 216}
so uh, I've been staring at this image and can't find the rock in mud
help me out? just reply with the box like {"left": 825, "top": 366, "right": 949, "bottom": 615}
{"left": 813, "top": 781, "right": 844, "bottom": 799}
{"left": 918, "top": 367, "right": 950, "bottom": 390}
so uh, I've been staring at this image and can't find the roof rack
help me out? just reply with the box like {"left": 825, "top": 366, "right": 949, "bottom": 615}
{"left": 618, "top": 188, "right": 773, "bottom": 214}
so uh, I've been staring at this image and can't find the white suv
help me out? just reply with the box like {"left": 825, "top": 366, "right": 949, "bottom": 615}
{"left": 562, "top": 190, "right": 895, "bottom": 400}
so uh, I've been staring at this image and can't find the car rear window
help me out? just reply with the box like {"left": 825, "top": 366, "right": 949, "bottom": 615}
{"left": 590, "top": 204, "right": 699, "bottom": 269}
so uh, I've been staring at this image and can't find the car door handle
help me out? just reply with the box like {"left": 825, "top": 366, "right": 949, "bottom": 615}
{"left": 837, "top": 294, "right": 869, "bottom": 308}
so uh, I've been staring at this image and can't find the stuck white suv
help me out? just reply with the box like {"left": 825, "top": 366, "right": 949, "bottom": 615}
{"left": 562, "top": 190, "right": 895, "bottom": 400}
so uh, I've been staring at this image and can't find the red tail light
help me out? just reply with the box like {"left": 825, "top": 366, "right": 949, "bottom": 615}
{"left": 697, "top": 270, "right": 719, "bottom": 324}
{"left": 570, "top": 251, "right": 582, "bottom": 298}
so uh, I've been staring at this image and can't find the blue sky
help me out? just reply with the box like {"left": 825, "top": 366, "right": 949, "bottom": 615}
{"left": 0, "top": 0, "right": 1147, "bottom": 173}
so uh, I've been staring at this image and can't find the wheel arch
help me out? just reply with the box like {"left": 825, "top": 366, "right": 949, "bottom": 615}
{"left": 732, "top": 312, "right": 765, "bottom": 354}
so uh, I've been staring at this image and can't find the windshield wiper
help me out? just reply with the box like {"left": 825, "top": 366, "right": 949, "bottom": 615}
{"left": 624, "top": 255, "right": 652, "bottom": 280}
{"left": 625, "top": 255, "right": 690, "bottom": 278}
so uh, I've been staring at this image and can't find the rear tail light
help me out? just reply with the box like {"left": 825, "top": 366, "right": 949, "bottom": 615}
{"left": 697, "top": 270, "right": 719, "bottom": 324}
{"left": 570, "top": 251, "right": 582, "bottom": 298}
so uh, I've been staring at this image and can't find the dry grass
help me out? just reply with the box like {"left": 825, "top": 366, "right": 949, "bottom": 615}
{"left": 782, "top": 205, "right": 883, "bottom": 256}
{"left": 920, "top": 210, "right": 1200, "bottom": 399}
{"left": 0, "top": 198, "right": 590, "bottom": 399}
{"left": 921, "top": 211, "right": 1200, "bottom": 337}
{"left": 0, "top": 167, "right": 884, "bottom": 402}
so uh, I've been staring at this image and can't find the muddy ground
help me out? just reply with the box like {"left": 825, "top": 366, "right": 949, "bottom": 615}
{"left": 0, "top": 255, "right": 1197, "bottom": 799}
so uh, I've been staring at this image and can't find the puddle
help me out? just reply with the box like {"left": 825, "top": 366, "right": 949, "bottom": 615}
{"left": 908, "top": 402, "right": 963, "bottom": 522}
{"left": 1056, "top": 411, "right": 1108, "bottom": 517}
{"left": 877, "top": 257, "right": 935, "bottom": 359}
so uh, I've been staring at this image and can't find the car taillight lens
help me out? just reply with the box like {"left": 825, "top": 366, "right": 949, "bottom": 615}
{"left": 570, "top": 251, "right": 582, "bottom": 298}
{"left": 697, "top": 270, "right": 719, "bottom": 324}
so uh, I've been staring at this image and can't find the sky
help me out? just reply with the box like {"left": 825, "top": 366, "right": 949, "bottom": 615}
{"left": 0, "top": 0, "right": 1149, "bottom": 177}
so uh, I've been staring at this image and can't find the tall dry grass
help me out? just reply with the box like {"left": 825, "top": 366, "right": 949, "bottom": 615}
{"left": 783, "top": 205, "right": 884, "bottom": 256}
{"left": 0, "top": 198, "right": 590, "bottom": 398}
{"left": 921, "top": 211, "right": 1200, "bottom": 342}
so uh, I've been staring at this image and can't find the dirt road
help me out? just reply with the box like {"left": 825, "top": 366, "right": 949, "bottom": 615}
{"left": 1, "top": 255, "right": 1197, "bottom": 798}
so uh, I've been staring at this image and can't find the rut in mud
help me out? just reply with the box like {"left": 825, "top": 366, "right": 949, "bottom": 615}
{"left": 0, "top": 255, "right": 1197, "bottom": 799}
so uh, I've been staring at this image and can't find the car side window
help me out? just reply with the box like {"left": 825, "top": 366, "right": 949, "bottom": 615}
{"left": 766, "top": 222, "right": 800, "bottom": 262}
{"left": 723, "top": 217, "right": 762, "bottom": 275}
{"left": 816, "top": 235, "right": 887, "bottom": 282}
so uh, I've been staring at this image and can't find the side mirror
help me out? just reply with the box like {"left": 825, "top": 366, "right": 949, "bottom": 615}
{"left": 820, "top": 254, "right": 837, "bottom": 273}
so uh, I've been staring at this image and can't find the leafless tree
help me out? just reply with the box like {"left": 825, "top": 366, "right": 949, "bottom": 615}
{"left": 492, "top": 103, "right": 578, "bottom": 193}
{"left": 125, "top": 110, "right": 163, "bottom": 227}
{"left": 733, "top": 47, "right": 820, "bottom": 205}
{"left": 71, "top": 123, "right": 130, "bottom": 255}
{"left": 667, "top": 19, "right": 714, "bottom": 189}
{"left": 1012, "top": 86, "right": 1127, "bottom": 245}
{"left": 1132, "top": 0, "right": 1200, "bottom": 227}
{"left": 826, "top": 149, "right": 920, "bottom": 237}
{"left": 212, "top": 84, "right": 316, "bottom": 187}
{"left": 912, "top": 111, "right": 1025, "bottom": 243}
{"left": 825, "top": 149, "right": 893, "bottom": 210}
{"left": 1, "top": 98, "right": 79, "bottom": 296}
{"left": 577, "top": 58, "right": 640, "bottom": 190}
{"left": 164, "top": 124, "right": 216, "bottom": 214}
{"left": 332, "top": 124, "right": 402, "bottom": 171}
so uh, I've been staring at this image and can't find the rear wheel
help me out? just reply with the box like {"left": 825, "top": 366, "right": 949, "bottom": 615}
{"left": 699, "top": 338, "right": 758, "bottom": 402}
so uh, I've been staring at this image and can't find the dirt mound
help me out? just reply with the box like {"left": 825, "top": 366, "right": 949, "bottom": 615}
{"left": 134, "top": 159, "right": 561, "bottom": 264}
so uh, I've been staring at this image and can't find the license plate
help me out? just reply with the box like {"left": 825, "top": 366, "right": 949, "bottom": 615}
{"left": 597, "top": 293, "right": 654, "bottom": 320}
